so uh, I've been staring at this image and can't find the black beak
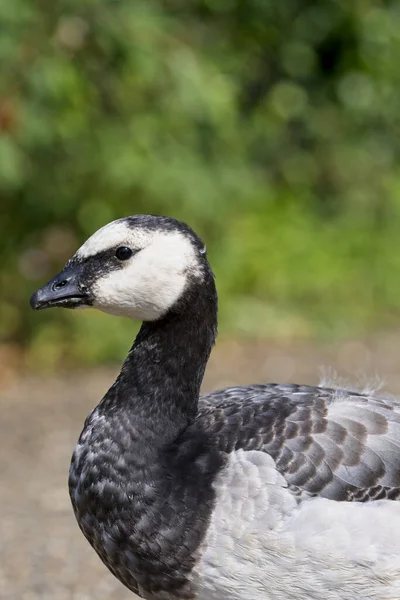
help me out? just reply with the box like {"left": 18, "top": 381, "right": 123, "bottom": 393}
{"left": 30, "top": 264, "right": 90, "bottom": 311}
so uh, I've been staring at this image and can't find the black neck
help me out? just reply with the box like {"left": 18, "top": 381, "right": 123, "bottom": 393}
{"left": 104, "top": 265, "right": 218, "bottom": 444}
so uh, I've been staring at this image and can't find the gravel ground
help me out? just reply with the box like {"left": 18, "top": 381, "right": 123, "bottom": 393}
{"left": 2, "top": 334, "right": 400, "bottom": 600}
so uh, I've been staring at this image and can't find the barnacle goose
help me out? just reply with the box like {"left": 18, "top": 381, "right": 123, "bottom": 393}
{"left": 30, "top": 215, "right": 400, "bottom": 600}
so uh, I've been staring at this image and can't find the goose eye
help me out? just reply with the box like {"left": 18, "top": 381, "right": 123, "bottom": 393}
{"left": 115, "top": 246, "right": 134, "bottom": 261}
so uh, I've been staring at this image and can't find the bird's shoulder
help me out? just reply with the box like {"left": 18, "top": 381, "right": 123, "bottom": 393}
{"left": 194, "top": 383, "right": 400, "bottom": 501}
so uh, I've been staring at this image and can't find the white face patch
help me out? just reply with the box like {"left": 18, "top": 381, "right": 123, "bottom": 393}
{"left": 77, "top": 219, "right": 143, "bottom": 260}
{"left": 76, "top": 219, "right": 203, "bottom": 321}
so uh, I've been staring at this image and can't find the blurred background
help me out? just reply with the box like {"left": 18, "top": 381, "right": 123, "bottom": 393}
{"left": 2, "top": 0, "right": 400, "bottom": 374}
{"left": 3, "top": 1, "right": 400, "bottom": 599}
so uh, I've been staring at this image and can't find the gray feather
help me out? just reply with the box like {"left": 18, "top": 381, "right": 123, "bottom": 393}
{"left": 199, "top": 384, "right": 400, "bottom": 502}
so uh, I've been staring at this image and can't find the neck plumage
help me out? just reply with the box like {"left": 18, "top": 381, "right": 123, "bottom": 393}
{"left": 107, "top": 266, "right": 218, "bottom": 444}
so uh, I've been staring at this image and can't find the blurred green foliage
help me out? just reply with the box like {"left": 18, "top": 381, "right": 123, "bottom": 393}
{"left": 2, "top": 0, "right": 400, "bottom": 368}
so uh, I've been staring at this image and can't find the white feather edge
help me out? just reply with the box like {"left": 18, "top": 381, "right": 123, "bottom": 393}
{"left": 192, "top": 449, "right": 400, "bottom": 600}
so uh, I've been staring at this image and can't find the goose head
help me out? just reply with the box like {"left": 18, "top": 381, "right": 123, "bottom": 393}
{"left": 30, "top": 215, "right": 208, "bottom": 321}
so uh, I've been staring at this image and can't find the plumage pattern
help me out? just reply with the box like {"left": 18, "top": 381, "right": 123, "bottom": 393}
{"left": 30, "top": 215, "right": 400, "bottom": 600}
{"left": 195, "top": 449, "right": 400, "bottom": 600}
{"left": 198, "top": 384, "right": 400, "bottom": 502}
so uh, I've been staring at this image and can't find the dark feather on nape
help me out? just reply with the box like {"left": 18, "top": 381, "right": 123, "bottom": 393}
{"left": 125, "top": 215, "right": 207, "bottom": 255}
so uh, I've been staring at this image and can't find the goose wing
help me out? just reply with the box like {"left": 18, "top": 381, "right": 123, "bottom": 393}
{"left": 198, "top": 384, "right": 400, "bottom": 501}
